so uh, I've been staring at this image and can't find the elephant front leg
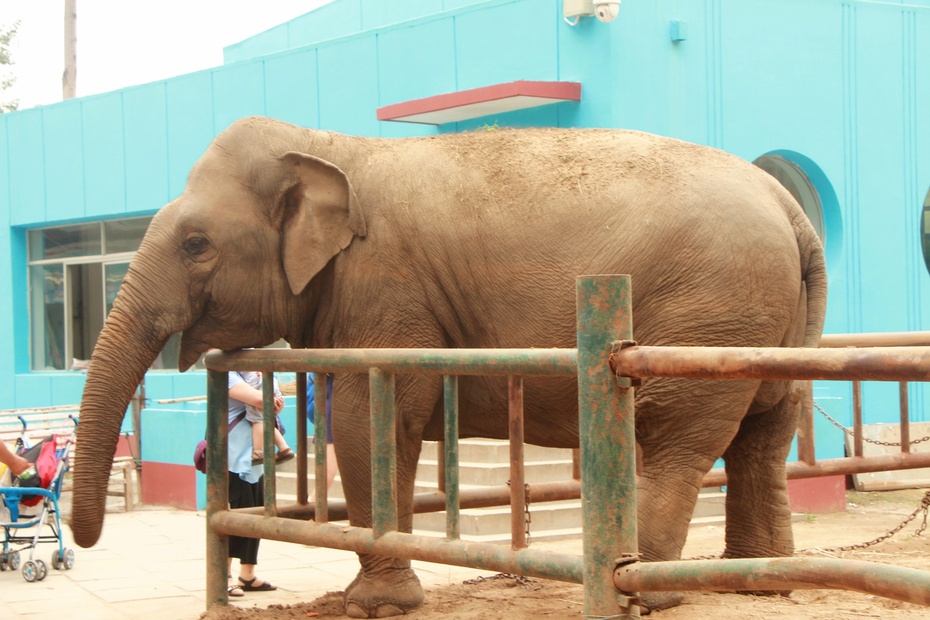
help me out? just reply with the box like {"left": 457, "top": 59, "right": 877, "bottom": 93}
{"left": 336, "top": 374, "right": 434, "bottom": 618}
{"left": 344, "top": 555, "right": 424, "bottom": 619}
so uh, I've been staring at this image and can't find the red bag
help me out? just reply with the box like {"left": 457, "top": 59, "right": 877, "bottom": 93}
{"left": 15, "top": 436, "right": 61, "bottom": 506}
{"left": 193, "top": 413, "right": 245, "bottom": 474}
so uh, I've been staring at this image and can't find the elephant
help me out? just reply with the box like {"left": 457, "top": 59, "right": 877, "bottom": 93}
{"left": 71, "top": 117, "right": 827, "bottom": 617}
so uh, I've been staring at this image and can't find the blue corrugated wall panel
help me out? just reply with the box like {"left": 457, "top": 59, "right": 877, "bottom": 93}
{"left": 213, "top": 61, "right": 267, "bottom": 134}
{"left": 82, "top": 93, "right": 127, "bottom": 218}
{"left": 123, "top": 82, "right": 170, "bottom": 213}
{"left": 454, "top": 0, "right": 557, "bottom": 90}
{"left": 289, "top": 0, "right": 363, "bottom": 48}
{"left": 264, "top": 50, "right": 320, "bottom": 128}
{"left": 42, "top": 102, "right": 84, "bottom": 223}
{"left": 166, "top": 72, "right": 215, "bottom": 197}
{"left": 8, "top": 109, "right": 45, "bottom": 226}
{"left": 225, "top": 23, "right": 290, "bottom": 64}
{"left": 377, "top": 19, "right": 457, "bottom": 108}
{"left": 318, "top": 37, "right": 380, "bottom": 135}
{"left": 361, "top": 0, "right": 445, "bottom": 30}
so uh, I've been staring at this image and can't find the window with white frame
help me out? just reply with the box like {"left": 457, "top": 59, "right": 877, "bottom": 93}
{"left": 27, "top": 217, "right": 188, "bottom": 371}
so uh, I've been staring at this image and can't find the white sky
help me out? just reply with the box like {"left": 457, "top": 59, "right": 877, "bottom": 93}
{"left": 1, "top": 0, "right": 333, "bottom": 109}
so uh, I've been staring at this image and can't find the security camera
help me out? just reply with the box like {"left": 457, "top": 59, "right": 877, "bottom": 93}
{"left": 593, "top": 0, "right": 621, "bottom": 22}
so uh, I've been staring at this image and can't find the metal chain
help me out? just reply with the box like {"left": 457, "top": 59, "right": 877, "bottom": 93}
{"left": 799, "top": 488, "right": 930, "bottom": 554}
{"left": 685, "top": 489, "right": 930, "bottom": 559}
{"left": 462, "top": 572, "right": 539, "bottom": 588}
{"left": 812, "top": 400, "right": 930, "bottom": 447}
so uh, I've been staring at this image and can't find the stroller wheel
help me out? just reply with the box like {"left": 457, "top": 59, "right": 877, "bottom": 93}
{"left": 35, "top": 559, "right": 47, "bottom": 581}
{"left": 0, "top": 553, "right": 8, "bottom": 571}
{"left": 9, "top": 551, "right": 20, "bottom": 571}
{"left": 22, "top": 560, "right": 37, "bottom": 582}
{"left": 62, "top": 548, "right": 75, "bottom": 570}
{"left": 51, "top": 550, "right": 61, "bottom": 570}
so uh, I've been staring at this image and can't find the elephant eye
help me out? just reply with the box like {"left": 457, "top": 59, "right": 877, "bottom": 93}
{"left": 183, "top": 236, "right": 210, "bottom": 257}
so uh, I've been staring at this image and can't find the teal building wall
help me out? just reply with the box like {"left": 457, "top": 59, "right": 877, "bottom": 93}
{"left": 1, "top": 0, "right": 929, "bottom": 475}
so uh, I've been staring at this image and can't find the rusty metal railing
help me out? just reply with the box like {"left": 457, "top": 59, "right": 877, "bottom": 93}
{"left": 203, "top": 276, "right": 930, "bottom": 618}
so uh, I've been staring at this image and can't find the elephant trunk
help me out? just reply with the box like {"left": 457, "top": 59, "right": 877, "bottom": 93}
{"left": 71, "top": 294, "right": 167, "bottom": 548}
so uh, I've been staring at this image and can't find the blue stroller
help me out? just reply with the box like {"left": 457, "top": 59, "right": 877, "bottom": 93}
{"left": 0, "top": 416, "right": 77, "bottom": 582}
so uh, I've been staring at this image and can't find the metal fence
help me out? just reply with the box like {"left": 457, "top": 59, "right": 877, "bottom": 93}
{"left": 203, "top": 275, "right": 930, "bottom": 618}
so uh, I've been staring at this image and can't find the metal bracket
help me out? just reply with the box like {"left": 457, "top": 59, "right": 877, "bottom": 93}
{"left": 614, "top": 554, "right": 642, "bottom": 618}
{"left": 610, "top": 340, "right": 641, "bottom": 391}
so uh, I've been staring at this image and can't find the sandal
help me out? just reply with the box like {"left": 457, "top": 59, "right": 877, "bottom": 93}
{"left": 275, "top": 448, "right": 295, "bottom": 464}
{"left": 239, "top": 576, "right": 277, "bottom": 591}
{"left": 228, "top": 575, "right": 244, "bottom": 597}
{"left": 251, "top": 450, "right": 264, "bottom": 465}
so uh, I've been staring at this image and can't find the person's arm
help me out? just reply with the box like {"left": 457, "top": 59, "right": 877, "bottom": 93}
{"left": 229, "top": 381, "right": 263, "bottom": 408}
{"left": 0, "top": 441, "right": 30, "bottom": 477}
{"left": 229, "top": 381, "right": 285, "bottom": 414}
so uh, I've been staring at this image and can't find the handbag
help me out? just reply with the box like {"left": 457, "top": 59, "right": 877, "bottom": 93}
{"left": 194, "top": 413, "right": 245, "bottom": 474}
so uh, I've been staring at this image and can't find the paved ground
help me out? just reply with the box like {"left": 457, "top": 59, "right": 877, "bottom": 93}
{"left": 1, "top": 501, "right": 498, "bottom": 620}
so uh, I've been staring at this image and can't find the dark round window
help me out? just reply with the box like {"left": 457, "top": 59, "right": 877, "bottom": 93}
{"left": 922, "top": 187, "right": 930, "bottom": 276}
{"left": 753, "top": 154, "right": 825, "bottom": 242}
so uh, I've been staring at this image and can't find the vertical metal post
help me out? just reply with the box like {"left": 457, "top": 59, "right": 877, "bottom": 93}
{"left": 797, "top": 381, "right": 816, "bottom": 465}
{"left": 370, "top": 368, "right": 398, "bottom": 538}
{"left": 852, "top": 381, "right": 863, "bottom": 457}
{"left": 205, "top": 370, "right": 230, "bottom": 609}
{"left": 899, "top": 382, "right": 911, "bottom": 454}
{"left": 443, "top": 375, "right": 460, "bottom": 539}
{"left": 508, "top": 376, "right": 527, "bottom": 549}
{"left": 576, "top": 275, "right": 637, "bottom": 619}
{"left": 437, "top": 440, "right": 447, "bottom": 494}
{"left": 296, "top": 372, "right": 309, "bottom": 505}
{"left": 262, "top": 372, "right": 277, "bottom": 517}
{"left": 313, "top": 372, "right": 330, "bottom": 521}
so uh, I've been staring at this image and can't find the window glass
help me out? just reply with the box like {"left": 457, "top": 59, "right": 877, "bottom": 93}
{"left": 105, "top": 263, "right": 130, "bottom": 314}
{"left": 104, "top": 218, "right": 151, "bottom": 254}
{"left": 28, "top": 223, "right": 102, "bottom": 261}
{"left": 30, "top": 264, "right": 65, "bottom": 370}
{"left": 753, "top": 155, "right": 825, "bottom": 241}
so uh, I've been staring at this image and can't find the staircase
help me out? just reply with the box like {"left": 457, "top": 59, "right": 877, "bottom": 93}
{"left": 276, "top": 439, "right": 726, "bottom": 543}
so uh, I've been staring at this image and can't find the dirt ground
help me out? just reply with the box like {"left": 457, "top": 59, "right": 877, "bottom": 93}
{"left": 201, "top": 487, "right": 930, "bottom": 620}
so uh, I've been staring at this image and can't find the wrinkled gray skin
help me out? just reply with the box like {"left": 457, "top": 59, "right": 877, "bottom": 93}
{"left": 72, "top": 117, "right": 826, "bottom": 617}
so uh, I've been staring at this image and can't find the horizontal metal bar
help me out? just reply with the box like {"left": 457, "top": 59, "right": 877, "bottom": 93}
{"left": 703, "top": 452, "right": 930, "bottom": 487}
{"left": 206, "top": 348, "right": 577, "bottom": 376}
{"left": 821, "top": 331, "right": 930, "bottom": 348}
{"left": 615, "top": 557, "right": 930, "bottom": 606}
{"left": 210, "top": 511, "right": 584, "bottom": 584}
{"left": 614, "top": 346, "right": 930, "bottom": 382}
{"left": 240, "top": 480, "right": 583, "bottom": 522}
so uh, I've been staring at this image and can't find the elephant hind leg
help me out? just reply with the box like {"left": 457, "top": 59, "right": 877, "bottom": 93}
{"left": 721, "top": 382, "right": 803, "bottom": 560}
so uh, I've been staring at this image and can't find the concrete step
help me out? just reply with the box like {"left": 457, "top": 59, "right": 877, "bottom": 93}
{"left": 419, "top": 439, "right": 576, "bottom": 464}
{"left": 273, "top": 438, "right": 727, "bottom": 543}
{"left": 414, "top": 459, "right": 574, "bottom": 486}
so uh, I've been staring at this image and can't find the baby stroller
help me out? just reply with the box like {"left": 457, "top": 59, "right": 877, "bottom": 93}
{"left": 0, "top": 415, "right": 77, "bottom": 582}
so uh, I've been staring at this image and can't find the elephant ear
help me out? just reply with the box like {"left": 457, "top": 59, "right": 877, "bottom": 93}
{"left": 278, "top": 152, "right": 367, "bottom": 295}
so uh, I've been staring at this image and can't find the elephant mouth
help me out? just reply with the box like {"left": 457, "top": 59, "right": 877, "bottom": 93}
{"left": 179, "top": 333, "right": 212, "bottom": 372}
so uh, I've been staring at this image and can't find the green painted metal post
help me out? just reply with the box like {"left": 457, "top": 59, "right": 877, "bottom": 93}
{"left": 443, "top": 375, "right": 460, "bottom": 539}
{"left": 576, "top": 275, "right": 638, "bottom": 618}
{"left": 296, "top": 372, "right": 308, "bottom": 505}
{"left": 205, "top": 369, "right": 230, "bottom": 609}
{"left": 313, "top": 372, "right": 330, "bottom": 521}
{"left": 370, "top": 368, "right": 398, "bottom": 538}
{"left": 262, "top": 371, "right": 277, "bottom": 517}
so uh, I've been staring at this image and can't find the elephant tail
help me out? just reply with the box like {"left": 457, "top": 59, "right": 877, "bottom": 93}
{"left": 794, "top": 209, "right": 828, "bottom": 349}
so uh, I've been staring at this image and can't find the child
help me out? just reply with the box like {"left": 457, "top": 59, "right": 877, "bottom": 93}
{"left": 239, "top": 371, "right": 294, "bottom": 465}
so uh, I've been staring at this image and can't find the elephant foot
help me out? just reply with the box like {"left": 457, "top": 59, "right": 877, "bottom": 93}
{"left": 344, "top": 567, "right": 424, "bottom": 618}
{"left": 640, "top": 590, "right": 685, "bottom": 614}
